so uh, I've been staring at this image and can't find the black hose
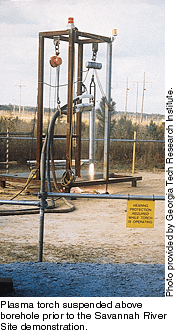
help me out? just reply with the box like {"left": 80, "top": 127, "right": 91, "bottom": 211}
{"left": 0, "top": 206, "right": 74, "bottom": 216}
{"left": 0, "top": 99, "right": 80, "bottom": 216}
{"left": 45, "top": 104, "right": 75, "bottom": 212}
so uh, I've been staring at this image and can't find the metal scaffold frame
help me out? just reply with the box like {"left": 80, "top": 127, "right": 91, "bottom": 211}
{"left": 36, "top": 23, "right": 113, "bottom": 181}
{"left": 0, "top": 20, "right": 143, "bottom": 190}
{"left": 0, "top": 21, "right": 166, "bottom": 264}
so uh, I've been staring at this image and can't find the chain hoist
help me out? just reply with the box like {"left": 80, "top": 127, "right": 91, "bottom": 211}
{"left": 49, "top": 37, "right": 63, "bottom": 106}
{"left": 50, "top": 37, "right": 62, "bottom": 68}
{"left": 86, "top": 42, "right": 102, "bottom": 70}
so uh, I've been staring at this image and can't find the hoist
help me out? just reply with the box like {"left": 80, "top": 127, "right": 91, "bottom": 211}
{"left": 86, "top": 42, "right": 102, "bottom": 70}
{"left": 50, "top": 37, "right": 62, "bottom": 68}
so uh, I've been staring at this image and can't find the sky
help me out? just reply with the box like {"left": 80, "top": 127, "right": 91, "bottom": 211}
{"left": 0, "top": 0, "right": 166, "bottom": 115}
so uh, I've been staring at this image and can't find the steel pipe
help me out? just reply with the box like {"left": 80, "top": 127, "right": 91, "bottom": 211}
{"left": 38, "top": 140, "right": 47, "bottom": 262}
{"left": 0, "top": 200, "right": 40, "bottom": 206}
{"left": 75, "top": 42, "right": 83, "bottom": 177}
{"left": 0, "top": 137, "right": 165, "bottom": 143}
{"left": 103, "top": 41, "right": 112, "bottom": 181}
{"left": 89, "top": 75, "right": 96, "bottom": 166}
{"left": 46, "top": 192, "right": 165, "bottom": 201}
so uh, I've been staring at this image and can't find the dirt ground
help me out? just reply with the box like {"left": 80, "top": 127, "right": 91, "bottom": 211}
{"left": 0, "top": 170, "right": 165, "bottom": 264}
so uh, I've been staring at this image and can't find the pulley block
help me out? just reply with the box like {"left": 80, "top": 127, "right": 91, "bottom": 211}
{"left": 50, "top": 56, "right": 62, "bottom": 68}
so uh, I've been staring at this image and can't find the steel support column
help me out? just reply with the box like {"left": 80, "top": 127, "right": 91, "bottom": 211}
{"left": 66, "top": 29, "right": 75, "bottom": 170}
{"left": 75, "top": 43, "right": 83, "bottom": 177}
{"left": 36, "top": 35, "right": 44, "bottom": 179}
{"left": 103, "top": 41, "right": 112, "bottom": 180}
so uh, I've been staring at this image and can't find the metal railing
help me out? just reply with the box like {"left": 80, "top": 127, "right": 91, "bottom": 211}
{"left": 46, "top": 192, "right": 165, "bottom": 201}
{"left": 0, "top": 135, "right": 165, "bottom": 143}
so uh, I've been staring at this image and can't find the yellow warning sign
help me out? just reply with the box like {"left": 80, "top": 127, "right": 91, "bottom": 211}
{"left": 126, "top": 200, "right": 155, "bottom": 228}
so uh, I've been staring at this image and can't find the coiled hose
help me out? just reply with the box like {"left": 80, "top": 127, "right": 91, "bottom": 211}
{"left": 0, "top": 104, "right": 75, "bottom": 215}
{"left": 45, "top": 104, "right": 75, "bottom": 212}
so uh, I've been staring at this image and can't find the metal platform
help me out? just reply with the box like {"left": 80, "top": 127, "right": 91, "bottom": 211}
{"left": 0, "top": 171, "right": 142, "bottom": 189}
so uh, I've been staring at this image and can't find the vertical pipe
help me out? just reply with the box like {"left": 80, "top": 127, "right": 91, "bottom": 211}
{"left": 38, "top": 146, "right": 46, "bottom": 262}
{"left": 141, "top": 72, "right": 145, "bottom": 123}
{"left": 89, "top": 104, "right": 95, "bottom": 181}
{"left": 103, "top": 41, "right": 112, "bottom": 181}
{"left": 36, "top": 34, "right": 44, "bottom": 179}
{"left": 75, "top": 43, "right": 83, "bottom": 177}
{"left": 6, "top": 128, "right": 9, "bottom": 174}
{"left": 19, "top": 84, "right": 21, "bottom": 117}
{"left": 124, "top": 77, "right": 129, "bottom": 116}
{"left": 66, "top": 29, "right": 75, "bottom": 170}
{"left": 89, "top": 107, "right": 95, "bottom": 164}
{"left": 132, "top": 131, "right": 136, "bottom": 174}
{"left": 89, "top": 75, "right": 96, "bottom": 166}
{"left": 135, "top": 81, "right": 138, "bottom": 122}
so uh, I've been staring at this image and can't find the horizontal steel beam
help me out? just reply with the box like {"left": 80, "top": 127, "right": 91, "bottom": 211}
{"left": 78, "top": 38, "right": 106, "bottom": 44}
{"left": 77, "top": 31, "right": 111, "bottom": 43}
{"left": 72, "top": 176, "right": 142, "bottom": 187}
{"left": 39, "top": 30, "right": 69, "bottom": 38}
{"left": 39, "top": 30, "right": 111, "bottom": 42}
{"left": 39, "top": 30, "right": 110, "bottom": 44}
{"left": 0, "top": 174, "right": 141, "bottom": 189}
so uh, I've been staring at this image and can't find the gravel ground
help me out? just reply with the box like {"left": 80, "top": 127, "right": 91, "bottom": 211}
{"left": 0, "top": 262, "right": 165, "bottom": 297}
{"left": 0, "top": 171, "right": 165, "bottom": 265}
{"left": 0, "top": 170, "right": 165, "bottom": 297}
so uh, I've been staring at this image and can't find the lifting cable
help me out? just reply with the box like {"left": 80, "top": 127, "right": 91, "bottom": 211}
{"left": 94, "top": 69, "right": 106, "bottom": 99}
{"left": 48, "top": 66, "right": 52, "bottom": 127}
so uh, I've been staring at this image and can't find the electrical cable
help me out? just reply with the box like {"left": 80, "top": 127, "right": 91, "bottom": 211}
{"left": 38, "top": 70, "right": 89, "bottom": 89}
{"left": 10, "top": 168, "right": 39, "bottom": 201}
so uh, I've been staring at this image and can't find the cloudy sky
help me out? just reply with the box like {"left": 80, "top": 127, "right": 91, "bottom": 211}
{"left": 0, "top": 0, "right": 166, "bottom": 115}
